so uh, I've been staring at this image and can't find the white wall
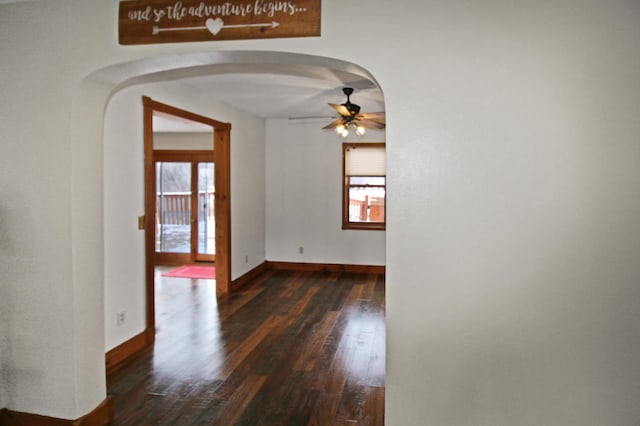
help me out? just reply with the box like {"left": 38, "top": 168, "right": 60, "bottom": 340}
{"left": 104, "top": 82, "right": 265, "bottom": 352}
{"left": 383, "top": 3, "right": 640, "bottom": 425}
{"left": 2, "top": 0, "right": 640, "bottom": 424}
{"left": 103, "top": 88, "right": 146, "bottom": 353}
{"left": 0, "top": 2, "right": 108, "bottom": 417}
{"left": 266, "top": 118, "right": 385, "bottom": 265}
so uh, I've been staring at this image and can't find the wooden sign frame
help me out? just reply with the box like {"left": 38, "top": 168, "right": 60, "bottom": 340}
{"left": 119, "top": 0, "right": 321, "bottom": 45}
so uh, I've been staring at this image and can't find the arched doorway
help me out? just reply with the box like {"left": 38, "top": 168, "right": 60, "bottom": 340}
{"left": 82, "top": 49, "right": 385, "bottom": 372}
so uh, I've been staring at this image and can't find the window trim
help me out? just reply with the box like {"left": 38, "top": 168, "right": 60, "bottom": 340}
{"left": 342, "top": 142, "right": 386, "bottom": 231}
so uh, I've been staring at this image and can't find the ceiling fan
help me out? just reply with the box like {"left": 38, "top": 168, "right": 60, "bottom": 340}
{"left": 323, "top": 87, "right": 385, "bottom": 138}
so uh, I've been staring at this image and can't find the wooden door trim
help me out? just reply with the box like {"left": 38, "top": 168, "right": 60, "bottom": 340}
{"left": 213, "top": 126, "right": 231, "bottom": 295}
{"left": 145, "top": 97, "right": 229, "bottom": 128}
{"left": 143, "top": 99, "right": 156, "bottom": 341}
{"left": 143, "top": 96, "right": 232, "bottom": 345}
{"left": 153, "top": 150, "right": 213, "bottom": 161}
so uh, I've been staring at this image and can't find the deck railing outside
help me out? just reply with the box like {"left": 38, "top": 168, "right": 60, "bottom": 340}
{"left": 156, "top": 192, "right": 214, "bottom": 225}
{"left": 348, "top": 196, "right": 385, "bottom": 222}
{"left": 158, "top": 192, "right": 383, "bottom": 226}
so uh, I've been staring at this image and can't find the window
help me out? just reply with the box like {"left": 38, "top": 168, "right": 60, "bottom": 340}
{"left": 343, "top": 143, "right": 386, "bottom": 230}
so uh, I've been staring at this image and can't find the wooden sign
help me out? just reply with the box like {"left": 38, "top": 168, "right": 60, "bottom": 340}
{"left": 119, "top": 0, "right": 321, "bottom": 45}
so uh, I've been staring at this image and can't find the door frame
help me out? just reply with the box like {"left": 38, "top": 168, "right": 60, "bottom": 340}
{"left": 143, "top": 96, "right": 232, "bottom": 343}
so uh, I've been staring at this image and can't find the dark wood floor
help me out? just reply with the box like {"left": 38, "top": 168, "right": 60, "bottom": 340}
{"left": 107, "top": 268, "right": 385, "bottom": 425}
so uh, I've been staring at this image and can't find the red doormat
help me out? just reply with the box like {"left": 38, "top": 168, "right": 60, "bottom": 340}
{"left": 162, "top": 265, "right": 216, "bottom": 279}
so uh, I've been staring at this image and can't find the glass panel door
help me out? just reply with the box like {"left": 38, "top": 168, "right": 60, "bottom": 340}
{"left": 196, "top": 162, "right": 215, "bottom": 259}
{"left": 156, "top": 162, "right": 191, "bottom": 254}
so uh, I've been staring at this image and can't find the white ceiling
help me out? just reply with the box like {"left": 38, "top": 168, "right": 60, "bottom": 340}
{"left": 153, "top": 67, "right": 385, "bottom": 132}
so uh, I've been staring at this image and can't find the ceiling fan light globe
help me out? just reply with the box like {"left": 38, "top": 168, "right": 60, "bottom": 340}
{"left": 336, "top": 123, "right": 345, "bottom": 134}
{"left": 340, "top": 128, "right": 349, "bottom": 138}
{"left": 356, "top": 125, "right": 366, "bottom": 136}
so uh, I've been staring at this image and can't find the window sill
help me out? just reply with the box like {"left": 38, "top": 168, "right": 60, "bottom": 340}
{"left": 342, "top": 223, "right": 386, "bottom": 231}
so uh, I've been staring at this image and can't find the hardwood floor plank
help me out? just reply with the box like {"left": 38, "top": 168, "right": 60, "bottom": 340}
{"left": 107, "top": 268, "right": 385, "bottom": 425}
{"left": 336, "top": 382, "right": 367, "bottom": 424}
{"left": 365, "top": 315, "right": 386, "bottom": 388}
{"left": 212, "top": 375, "right": 267, "bottom": 425}
{"left": 362, "top": 386, "right": 385, "bottom": 426}
{"left": 293, "top": 310, "right": 340, "bottom": 372}
{"left": 219, "top": 314, "right": 285, "bottom": 380}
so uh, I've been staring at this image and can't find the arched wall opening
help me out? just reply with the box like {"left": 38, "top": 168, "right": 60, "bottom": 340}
{"left": 73, "top": 50, "right": 387, "bottom": 383}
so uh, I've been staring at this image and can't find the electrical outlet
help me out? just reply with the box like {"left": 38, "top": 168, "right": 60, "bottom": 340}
{"left": 298, "top": 246, "right": 304, "bottom": 255}
{"left": 117, "top": 311, "right": 125, "bottom": 326}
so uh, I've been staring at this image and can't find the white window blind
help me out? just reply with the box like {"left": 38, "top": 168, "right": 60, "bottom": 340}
{"left": 345, "top": 145, "right": 386, "bottom": 176}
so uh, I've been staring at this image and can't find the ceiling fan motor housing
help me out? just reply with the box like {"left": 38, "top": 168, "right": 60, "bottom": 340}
{"left": 342, "top": 87, "right": 360, "bottom": 116}
{"left": 344, "top": 103, "right": 360, "bottom": 116}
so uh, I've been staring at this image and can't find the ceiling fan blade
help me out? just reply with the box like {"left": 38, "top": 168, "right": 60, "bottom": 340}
{"left": 353, "top": 119, "right": 386, "bottom": 130}
{"left": 357, "top": 112, "right": 385, "bottom": 123}
{"left": 328, "top": 103, "right": 352, "bottom": 117}
{"left": 322, "top": 117, "right": 345, "bottom": 130}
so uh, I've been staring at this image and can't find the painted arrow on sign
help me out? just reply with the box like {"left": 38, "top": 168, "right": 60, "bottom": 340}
{"left": 152, "top": 18, "right": 280, "bottom": 36}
